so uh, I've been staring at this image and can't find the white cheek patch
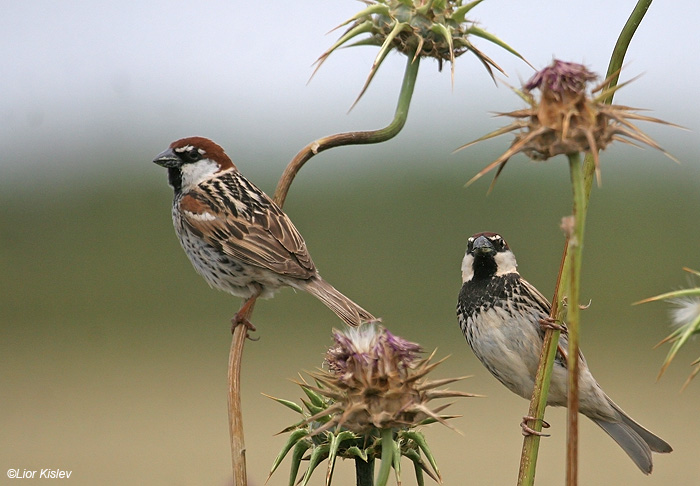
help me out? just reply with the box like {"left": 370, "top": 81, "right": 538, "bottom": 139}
{"left": 180, "top": 159, "right": 220, "bottom": 189}
{"left": 461, "top": 254, "right": 475, "bottom": 283}
{"left": 495, "top": 250, "right": 518, "bottom": 275}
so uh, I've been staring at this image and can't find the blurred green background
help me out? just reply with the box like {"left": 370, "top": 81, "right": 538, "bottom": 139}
{"left": 3, "top": 1, "right": 700, "bottom": 484}
{"left": 2, "top": 149, "right": 699, "bottom": 485}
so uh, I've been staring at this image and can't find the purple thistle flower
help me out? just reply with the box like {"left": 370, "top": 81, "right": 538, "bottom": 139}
{"left": 525, "top": 60, "right": 597, "bottom": 98}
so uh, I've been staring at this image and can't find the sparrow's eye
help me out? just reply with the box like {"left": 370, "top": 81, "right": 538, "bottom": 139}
{"left": 493, "top": 237, "right": 508, "bottom": 251}
{"left": 186, "top": 149, "right": 202, "bottom": 162}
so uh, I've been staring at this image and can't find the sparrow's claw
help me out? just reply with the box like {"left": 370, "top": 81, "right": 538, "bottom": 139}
{"left": 230, "top": 314, "right": 259, "bottom": 339}
{"left": 539, "top": 317, "right": 567, "bottom": 333}
{"left": 521, "top": 416, "right": 551, "bottom": 437}
{"left": 231, "top": 295, "right": 259, "bottom": 339}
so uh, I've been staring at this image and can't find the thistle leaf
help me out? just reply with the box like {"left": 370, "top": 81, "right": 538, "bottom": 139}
{"left": 452, "top": 0, "right": 486, "bottom": 24}
{"left": 684, "top": 267, "right": 700, "bottom": 277}
{"left": 634, "top": 287, "right": 700, "bottom": 305}
{"left": 301, "top": 384, "right": 327, "bottom": 408}
{"left": 402, "top": 431, "right": 441, "bottom": 481}
{"left": 682, "top": 361, "right": 700, "bottom": 391}
{"left": 351, "top": 21, "right": 410, "bottom": 110}
{"left": 263, "top": 393, "right": 304, "bottom": 414}
{"left": 285, "top": 440, "right": 313, "bottom": 486}
{"left": 267, "top": 429, "right": 310, "bottom": 481}
{"left": 345, "top": 445, "right": 369, "bottom": 462}
{"left": 311, "top": 20, "right": 374, "bottom": 81}
{"left": 657, "top": 312, "right": 700, "bottom": 380}
{"left": 467, "top": 25, "right": 532, "bottom": 68}
{"left": 430, "top": 22, "right": 456, "bottom": 84}
{"left": 300, "top": 444, "right": 331, "bottom": 486}
{"left": 329, "top": 3, "right": 391, "bottom": 33}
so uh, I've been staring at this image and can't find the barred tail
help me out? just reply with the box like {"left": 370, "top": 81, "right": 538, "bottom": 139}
{"left": 302, "top": 277, "right": 375, "bottom": 327}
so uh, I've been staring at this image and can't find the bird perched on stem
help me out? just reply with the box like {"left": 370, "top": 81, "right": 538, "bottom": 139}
{"left": 153, "top": 137, "right": 374, "bottom": 329}
{"left": 456, "top": 232, "right": 671, "bottom": 474}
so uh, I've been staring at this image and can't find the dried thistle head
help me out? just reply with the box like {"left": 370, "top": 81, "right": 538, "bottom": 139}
{"left": 459, "top": 59, "right": 679, "bottom": 192}
{"left": 266, "top": 324, "right": 477, "bottom": 486}
{"left": 313, "top": 0, "right": 529, "bottom": 107}
{"left": 318, "top": 323, "right": 467, "bottom": 434}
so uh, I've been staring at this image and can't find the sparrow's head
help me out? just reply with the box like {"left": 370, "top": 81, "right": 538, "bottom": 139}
{"left": 153, "top": 137, "right": 236, "bottom": 193}
{"left": 461, "top": 232, "right": 518, "bottom": 283}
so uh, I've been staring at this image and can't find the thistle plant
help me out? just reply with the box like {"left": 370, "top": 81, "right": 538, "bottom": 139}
{"left": 267, "top": 324, "right": 477, "bottom": 486}
{"left": 457, "top": 46, "right": 678, "bottom": 484}
{"left": 229, "top": 3, "right": 527, "bottom": 483}
{"left": 314, "top": 0, "right": 529, "bottom": 107}
{"left": 460, "top": 59, "right": 677, "bottom": 192}
{"left": 274, "top": 0, "right": 529, "bottom": 207}
{"left": 636, "top": 268, "right": 700, "bottom": 390}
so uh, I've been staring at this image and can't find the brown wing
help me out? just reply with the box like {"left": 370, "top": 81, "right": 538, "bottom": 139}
{"left": 520, "top": 278, "right": 584, "bottom": 367}
{"left": 179, "top": 173, "right": 316, "bottom": 280}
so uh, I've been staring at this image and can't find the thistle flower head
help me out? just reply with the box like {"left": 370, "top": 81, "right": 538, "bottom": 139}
{"left": 320, "top": 323, "right": 460, "bottom": 434}
{"left": 636, "top": 268, "right": 700, "bottom": 390}
{"left": 267, "top": 324, "right": 477, "bottom": 486}
{"left": 524, "top": 60, "right": 598, "bottom": 101}
{"left": 325, "top": 324, "right": 422, "bottom": 387}
{"left": 313, "top": 0, "right": 529, "bottom": 107}
{"left": 459, "top": 59, "right": 678, "bottom": 192}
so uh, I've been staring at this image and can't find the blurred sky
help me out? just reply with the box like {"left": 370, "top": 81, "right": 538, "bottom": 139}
{"left": 1, "top": 0, "right": 699, "bottom": 184}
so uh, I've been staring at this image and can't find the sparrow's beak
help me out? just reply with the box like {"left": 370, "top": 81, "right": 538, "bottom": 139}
{"left": 472, "top": 235, "right": 495, "bottom": 255}
{"left": 153, "top": 148, "right": 180, "bottom": 168}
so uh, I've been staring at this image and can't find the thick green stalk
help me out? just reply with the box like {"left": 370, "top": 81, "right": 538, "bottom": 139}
{"left": 356, "top": 458, "right": 375, "bottom": 486}
{"left": 518, "top": 3, "right": 652, "bottom": 484}
{"left": 376, "top": 429, "right": 394, "bottom": 486}
{"left": 516, "top": 248, "right": 569, "bottom": 485}
{"left": 273, "top": 52, "right": 420, "bottom": 207}
{"left": 566, "top": 152, "right": 586, "bottom": 486}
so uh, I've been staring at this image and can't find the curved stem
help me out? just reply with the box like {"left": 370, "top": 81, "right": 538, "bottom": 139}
{"left": 585, "top": 0, "right": 653, "bottom": 194}
{"left": 273, "top": 53, "right": 420, "bottom": 207}
{"left": 228, "top": 326, "right": 248, "bottom": 485}
{"left": 227, "top": 51, "right": 420, "bottom": 486}
{"left": 603, "top": 0, "right": 653, "bottom": 104}
{"left": 228, "top": 299, "right": 257, "bottom": 485}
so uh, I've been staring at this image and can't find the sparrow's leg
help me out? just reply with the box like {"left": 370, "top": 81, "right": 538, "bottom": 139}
{"left": 231, "top": 286, "right": 263, "bottom": 338}
{"left": 539, "top": 317, "right": 567, "bottom": 333}
{"left": 521, "top": 416, "right": 551, "bottom": 437}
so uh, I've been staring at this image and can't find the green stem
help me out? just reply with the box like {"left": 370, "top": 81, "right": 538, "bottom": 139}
{"left": 376, "top": 429, "right": 394, "bottom": 486}
{"left": 517, "top": 248, "right": 569, "bottom": 485}
{"left": 355, "top": 458, "right": 375, "bottom": 486}
{"left": 603, "top": 0, "right": 653, "bottom": 103}
{"left": 518, "top": 3, "right": 653, "bottom": 484}
{"left": 566, "top": 152, "right": 586, "bottom": 486}
{"left": 585, "top": 0, "right": 653, "bottom": 193}
{"left": 273, "top": 53, "right": 420, "bottom": 207}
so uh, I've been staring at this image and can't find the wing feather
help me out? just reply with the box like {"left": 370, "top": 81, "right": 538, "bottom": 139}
{"left": 179, "top": 173, "right": 316, "bottom": 279}
{"left": 519, "top": 277, "right": 580, "bottom": 367}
